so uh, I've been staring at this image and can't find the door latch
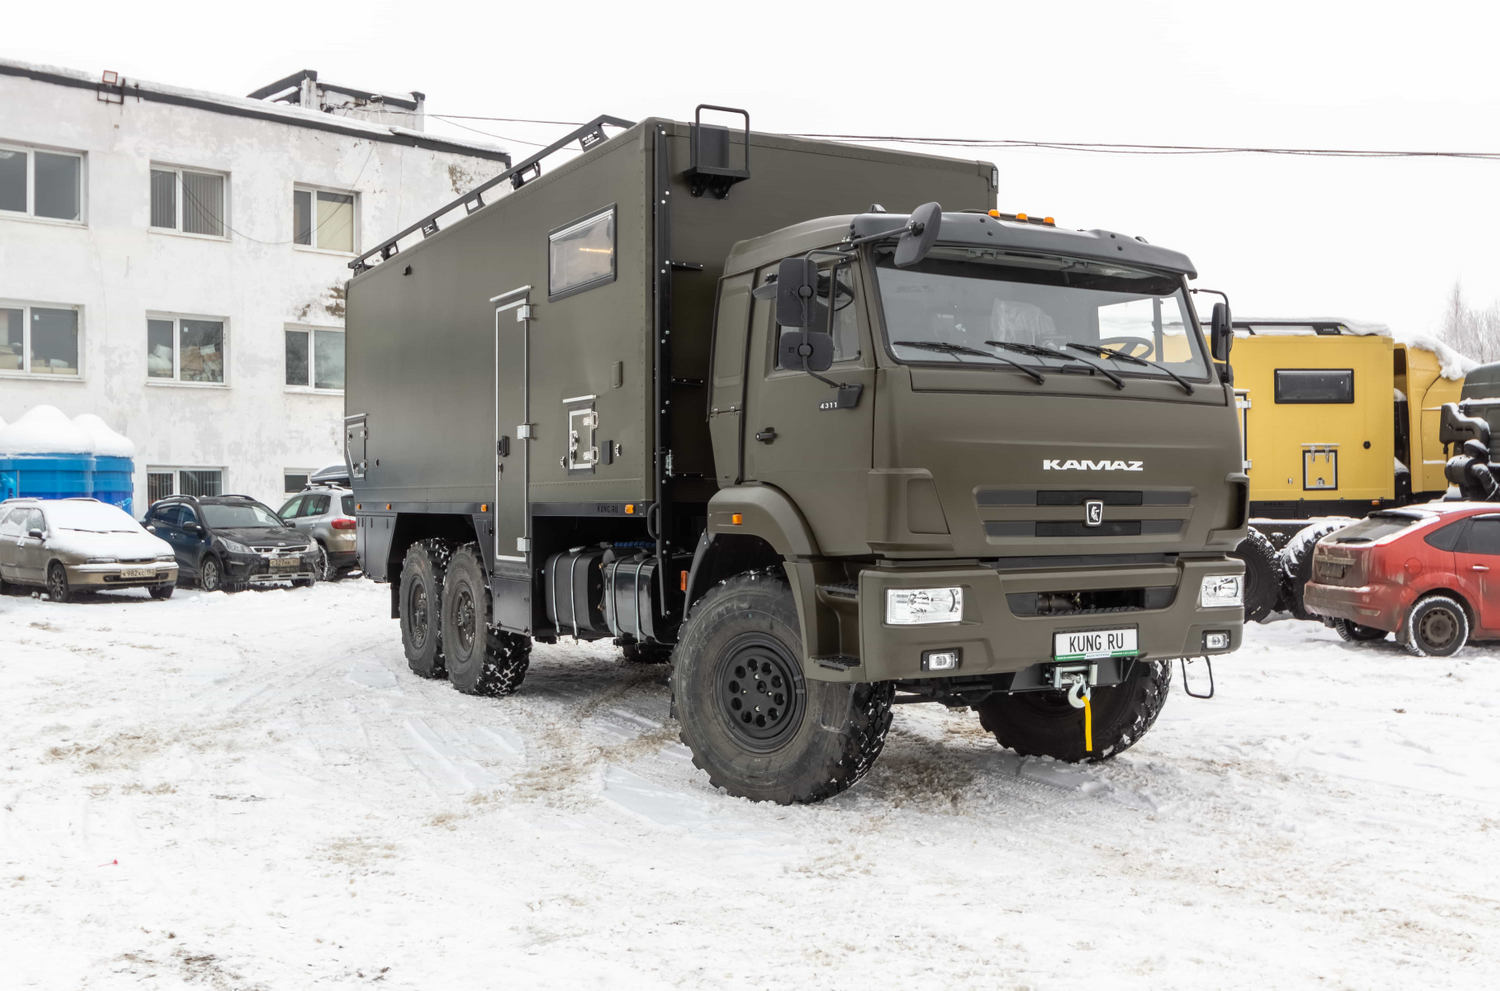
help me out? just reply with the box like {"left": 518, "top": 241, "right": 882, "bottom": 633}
{"left": 755, "top": 428, "right": 777, "bottom": 444}
{"left": 497, "top": 436, "right": 510, "bottom": 457}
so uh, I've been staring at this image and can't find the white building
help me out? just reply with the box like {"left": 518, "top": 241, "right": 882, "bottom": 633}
{"left": 0, "top": 60, "right": 508, "bottom": 511}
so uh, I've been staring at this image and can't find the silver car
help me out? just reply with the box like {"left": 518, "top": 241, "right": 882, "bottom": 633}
{"left": 278, "top": 483, "right": 357, "bottom": 581}
{"left": 0, "top": 497, "right": 179, "bottom": 602}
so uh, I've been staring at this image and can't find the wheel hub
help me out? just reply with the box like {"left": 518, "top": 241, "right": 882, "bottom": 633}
{"left": 1420, "top": 608, "right": 1456, "bottom": 648}
{"left": 409, "top": 580, "right": 430, "bottom": 647}
{"left": 716, "top": 634, "right": 803, "bottom": 749}
{"left": 454, "top": 586, "right": 476, "bottom": 653}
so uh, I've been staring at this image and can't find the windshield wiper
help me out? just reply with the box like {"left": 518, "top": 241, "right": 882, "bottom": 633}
{"left": 1067, "top": 343, "right": 1194, "bottom": 395}
{"left": 894, "top": 341, "right": 1045, "bottom": 384}
{"left": 986, "top": 340, "right": 1123, "bottom": 389}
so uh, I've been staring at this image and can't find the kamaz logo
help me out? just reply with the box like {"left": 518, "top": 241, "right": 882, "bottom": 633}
{"left": 1043, "top": 459, "right": 1144, "bottom": 471}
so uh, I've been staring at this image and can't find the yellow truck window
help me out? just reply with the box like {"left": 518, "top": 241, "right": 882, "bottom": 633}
{"left": 1275, "top": 368, "right": 1353, "bottom": 404}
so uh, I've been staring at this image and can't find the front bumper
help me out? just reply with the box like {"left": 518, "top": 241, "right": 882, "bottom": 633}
{"left": 65, "top": 562, "right": 178, "bottom": 588}
{"left": 1303, "top": 580, "right": 1404, "bottom": 631}
{"left": 826, "top": 556, "right": 1243, "bottom": 682}
{"left": 223, "top": 550, "right": 318, "bottom": 584}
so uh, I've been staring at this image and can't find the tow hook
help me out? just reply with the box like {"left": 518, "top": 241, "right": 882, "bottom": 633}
{"left": 1180, "top": 656, "right": 1215, "bottom": 699}
{"left": 1065, "top": 674, "right": 1093, "bottom": 752}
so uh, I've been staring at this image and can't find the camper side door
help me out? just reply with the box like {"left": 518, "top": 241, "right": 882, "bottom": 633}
{"left": 708, "top": 273, "right": 753, "bottom": 484}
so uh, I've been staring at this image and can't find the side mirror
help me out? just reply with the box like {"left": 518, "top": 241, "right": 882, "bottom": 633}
{"left": 1210, "top": 301, "right": 1233, "bottom": 362}
{"left": 184, "top": 522, "right": 203, "bottom": 535}
{"left": 775, "top": 257, "right": 820, "bottom": 329}
{"left": 894, "top": 202, "right": 942, "bottom": 268}
{"left": 778, "top": 330, "right": 834, "bottom": 373}
{"left": 27, "top": 528, "right": 44, "bottom": 540}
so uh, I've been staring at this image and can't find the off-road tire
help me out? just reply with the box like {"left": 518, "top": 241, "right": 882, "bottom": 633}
{"left": 975, "top": 659, "right": 1172, "bottom": 764}
{"left": 1279, "top": 521, "right": 1350, "bottom": 621}
{"left": 1403, "top": 595, "right": 1469, "bottom": 657}
{"left": 401, "top": 539, "right": 454, "bottom": 679}
{"left": 672, "top": 572, "right": 894, "bottom": 805}
{"left": 148, "top": 583, "right": 175, "bottom": 600}
{"left": 1334, "top": 618, "right": 1386, "bottom": 642}
{"left": 1232, "top": 528, "right": 1284, "bottom": 622}
{"left": 441, "top": 543, "right": 530, "bottom": 696}
{"left": 47, "top": 562, "right": 72, "bottom": 603}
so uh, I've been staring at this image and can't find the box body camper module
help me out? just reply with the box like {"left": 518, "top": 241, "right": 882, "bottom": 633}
{"left": 344, "top": 110, "right": 1247, "bottom": 804}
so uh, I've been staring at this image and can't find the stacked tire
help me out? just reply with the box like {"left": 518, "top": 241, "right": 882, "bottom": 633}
{"left": 1276, "top": 519, "right": 1355, "bottom": 621}
{"left": 1230, "top": 529, "right": 1283, "bottom": 622}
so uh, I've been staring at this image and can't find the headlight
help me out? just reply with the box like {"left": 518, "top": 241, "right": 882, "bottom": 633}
{"left": 157, "top": 553, "right": 177, "bottom": 562}
{"left": 886, "top": 587, "right": 964, "bottom": 625}
{"left": 85, "top": 557, "right": 117, "bottom": 564}
{"left": 220, "top": 539, "right": 251, "bottom": 555}
{"left": 1200, "top": 574, "right": 1243, "bottom": 608}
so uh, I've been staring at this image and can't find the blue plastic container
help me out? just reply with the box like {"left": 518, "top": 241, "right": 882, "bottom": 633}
{"left": 91, "top": 454, "right": 135, "bottom": 515}
{"left": 0, "top": 452, "right": 96, "bottom": 502}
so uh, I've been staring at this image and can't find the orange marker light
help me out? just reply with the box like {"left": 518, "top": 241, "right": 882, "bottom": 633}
{"left": 385, "top": 504, "right": 391, "bottom": 511}
{"left": 1043, "top": 217, "right": 1055, "bottom": 225}
{"left": 680, "top": 570, "right": 689, "bottom": 592}
{"left": 625, "top": 504, "right": 635, "bottom": 514}
{"left": 1016, "top": 212, "right": 1028, "bottom": 221}
{"left": 356, "top": 503, "right": 361, "bottom": 510}
{"left": 988, "top": 209, "right": 1000, "bottom": 218}
{"left": 730, "top": 513, "right": 743, "bottom": 526}
{"left": 480, "top": 503, "right": 488, "bottom": 512}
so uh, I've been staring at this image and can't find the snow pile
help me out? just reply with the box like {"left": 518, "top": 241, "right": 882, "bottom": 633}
{"left": 72, "top": 413, "right": 137, "bottom": 458}
{"left": 1338, "top": 321, "right": 1478, "bottom": 381}
{"left": 0, "top": 404, "right": 93, "bottom": 455}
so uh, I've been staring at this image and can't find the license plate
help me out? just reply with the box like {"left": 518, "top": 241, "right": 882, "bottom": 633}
{"left": 1054, "top": 627, "right": 1138, "bottom": 660}
{"left": 120, "top": 568, "right": 154, "bottom": 579}
{"left": 270, "top": 557, "right": 300, "bottom": 571}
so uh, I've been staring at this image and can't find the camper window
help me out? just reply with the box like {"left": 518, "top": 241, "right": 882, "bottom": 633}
{"left": 548, "top": 206, "right": 616, "bottom": 300}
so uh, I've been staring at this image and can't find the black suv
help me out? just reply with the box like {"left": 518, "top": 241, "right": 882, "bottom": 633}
{"left": 144, "top": 494, "right": 318, "bottom": 592}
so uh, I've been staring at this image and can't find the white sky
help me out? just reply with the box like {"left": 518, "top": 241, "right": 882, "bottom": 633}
{"left": 8, "top": 0, "right": 1500, "bottom": 337}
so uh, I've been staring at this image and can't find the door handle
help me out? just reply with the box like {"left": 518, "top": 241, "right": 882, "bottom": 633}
{"left": 1473, "top": 565, "right": 1489, "bottom": 572}
{"left": 498, "top": 436, "right": 510, "bottom": 457}
{"left": 755, "top": 428, "right": 777, "bottom": 444}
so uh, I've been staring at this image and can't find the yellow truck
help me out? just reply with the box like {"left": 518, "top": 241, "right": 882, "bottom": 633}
{"left": 1223, "top": 317, "right": 1468, "bottom": 619}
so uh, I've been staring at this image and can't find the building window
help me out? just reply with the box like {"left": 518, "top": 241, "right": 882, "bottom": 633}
{"left": 285, "top": 326, "right": 344, "bottom": 391}
{"left": 293, "top": 186, "right": 357, "bottom": 253}
{"left": 284, "top": 471, "right": 311, "bottom": 494}
{"left": 150, "top": 165, "right": 226, "bottom": 237}
{"left": 147, "top": 315, "right": 226, "bottom": 384}
{"left": 548, "top": 205, "right": 616, "bottom": 300}
{"left": 0, "top": 143, "right": 83, "bottom": 222}
{"left": 0, "top": 302, "right": 80, "bottom": 376}
{"left": 147, "top": 467, "right": 224, "bottom": 504}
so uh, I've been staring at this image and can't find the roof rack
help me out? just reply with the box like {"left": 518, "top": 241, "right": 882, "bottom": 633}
{"left": 352, "top": 113, "right": 636, "bottom": 273}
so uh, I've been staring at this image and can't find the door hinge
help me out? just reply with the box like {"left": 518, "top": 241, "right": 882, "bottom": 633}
{"left": 516, "top": 537, "right": 531, "bottom": 552}
{"left": 516, "top": 304, "right": 533, "bottom": 321}
{"left": 517, "top": 423, "right": 535, "bottom": 439}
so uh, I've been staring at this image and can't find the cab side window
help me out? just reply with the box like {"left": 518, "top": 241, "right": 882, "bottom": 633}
{"left": 1462, "top": 518, "right": 1500, "bottom": 555}
{"left": 280, "top": 496, "right": 305, "bottom": 519}
{"left": 25, "top": 509, "right": 45, "bottom": 535}
{"left": 179, "top": 505, "right": 199, "bottom": 527}
{"left": 771, "top": 261, "right": 860, "bottom": 369}
{"left": 306, "top": 494, "right": 330, "bottom": 516}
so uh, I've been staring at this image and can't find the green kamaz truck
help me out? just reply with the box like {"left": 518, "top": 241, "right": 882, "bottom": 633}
{"left": 344, "top": 109, "right": 1247, "bottom": 804}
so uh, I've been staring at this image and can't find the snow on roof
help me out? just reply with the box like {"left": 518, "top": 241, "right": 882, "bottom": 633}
{"left": 73, "top": 414, "right": 137, "bottom": 458}
{"left": 0, "top": 405, "right": 93, "bottom": 455}
{"left": 0, "top": 57, "right": 508, "bottom": 161}
{"left": 1235, "top": 315, "right": 1477, "bottom": 381}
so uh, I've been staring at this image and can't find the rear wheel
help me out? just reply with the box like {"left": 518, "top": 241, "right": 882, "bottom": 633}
{"left": 1403, "top": 595, "right": 1469, "bottom": 657}
{"left": 441, "top": 543, "right": 530, "bottom": 696}
{"left": 974, "top": 659, "right": 1172, "bottom": 764}
{"left": 1232, "top": 528, "right": 1283, "bottom": 622}
{"left": 1334, "top": 618, "right": 1386, "bottom": 642}
{"left": 672, "top": 572, "right": 894, "bottom": 804}
{"left": 47, "top": 562, "right": 72, "bottom": 603}
{"left": 400, "top": 539, "right": 453, "bottom": 679}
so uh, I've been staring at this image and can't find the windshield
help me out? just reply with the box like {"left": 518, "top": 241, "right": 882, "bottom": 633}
{"left": 874, "top": 247, "right": 1211, "bottom": 383}
{"left": 45, "top": 501, "right": 141, "bottom": 533}
{"left": 200, "top": 502, "right": 285, "bottom": 529}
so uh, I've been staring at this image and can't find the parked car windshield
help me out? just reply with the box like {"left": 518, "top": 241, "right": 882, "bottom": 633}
{"left": 45, "top": 501, "right": 142, "bottom": 533}
{"left": 873, "top": 247, "right": 1211, "bottom": 382}
{"left": 200, "top": 502, "right": 285, "bottom": 529}
{"left": 1327, "top": 511, "right": 1429, "bottom": 544}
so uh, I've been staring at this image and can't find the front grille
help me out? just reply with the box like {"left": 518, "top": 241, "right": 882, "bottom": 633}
{"left": 988, "top": 520, "right": 1183, "bottom": 538}
{"left": 977, "top": 489, "right": 1192, "bottom": 507}
{"left": 1007, "top": 586, "right": 1175, "bottom": 617}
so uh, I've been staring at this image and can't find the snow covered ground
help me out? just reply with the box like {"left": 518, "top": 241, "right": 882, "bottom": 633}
{"left": 2, "top": 580, "right": 1493, "bottom": 990}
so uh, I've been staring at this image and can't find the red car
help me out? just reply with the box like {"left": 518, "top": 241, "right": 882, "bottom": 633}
{"left": 1304, "top": 503, "right": 1500, "bottom": 656}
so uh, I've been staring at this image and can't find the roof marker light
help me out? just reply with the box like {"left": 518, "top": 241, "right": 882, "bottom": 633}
{"left": 1016, "top": 212, "right": 1028, "bottom": 221}
{"left": 1044, "top": 217, "right": 1055, "bottom": 225}
{"left": 988, "top": 209, "right": 1001, "bottom": 218}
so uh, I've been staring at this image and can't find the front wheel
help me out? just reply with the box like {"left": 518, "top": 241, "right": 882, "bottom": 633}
{"left": 441, "top": 543, "right": 530, "bottom": 696}
{"left": 672, "top": 572, "right": 894, "bottom": 805}
{"left": 148, "top": 583, "right": 175, "bottom": 600}
{"left": 199, "top": 555, "right": 227, "bottom": 593}
{"left": 47, "top": 562, "right": 72, "bottom": 603}
{"left": 974, "top": 659, "right": 1172, "bottom": 764}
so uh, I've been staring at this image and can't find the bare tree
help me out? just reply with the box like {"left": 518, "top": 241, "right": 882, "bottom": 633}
{"left": 1440, "top": 280, "right": 1500, "bottom": 364}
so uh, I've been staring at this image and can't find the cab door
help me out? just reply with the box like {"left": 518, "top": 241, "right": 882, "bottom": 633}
{"left": 15, "top": 509, "right": 48, "bottom": 583}
{"left": 0, "top": 507, "right": 27, "bottom": 580}
{"left": 741, "top": 259, "right": 875, "bottom": 554}
{"left": 1452, "top": 514, "right": 1500, "bottom": 632}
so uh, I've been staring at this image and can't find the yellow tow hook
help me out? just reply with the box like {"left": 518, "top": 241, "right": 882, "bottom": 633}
{"left": 1066, "top": 675, "right": 1093, "bottom": 753}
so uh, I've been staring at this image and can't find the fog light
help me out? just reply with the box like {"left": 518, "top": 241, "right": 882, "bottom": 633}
{"left": 1204, "top": 631, "right": 1230, "bottom": 650}
{"left": 1199, "top": 574, "right": 1243, "bottom": 608}
{"left": 886, "top": 587, "right": 964, "bottom": 625}
{"left": 922, "top": 649, "right": 961, "bottom": 672}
